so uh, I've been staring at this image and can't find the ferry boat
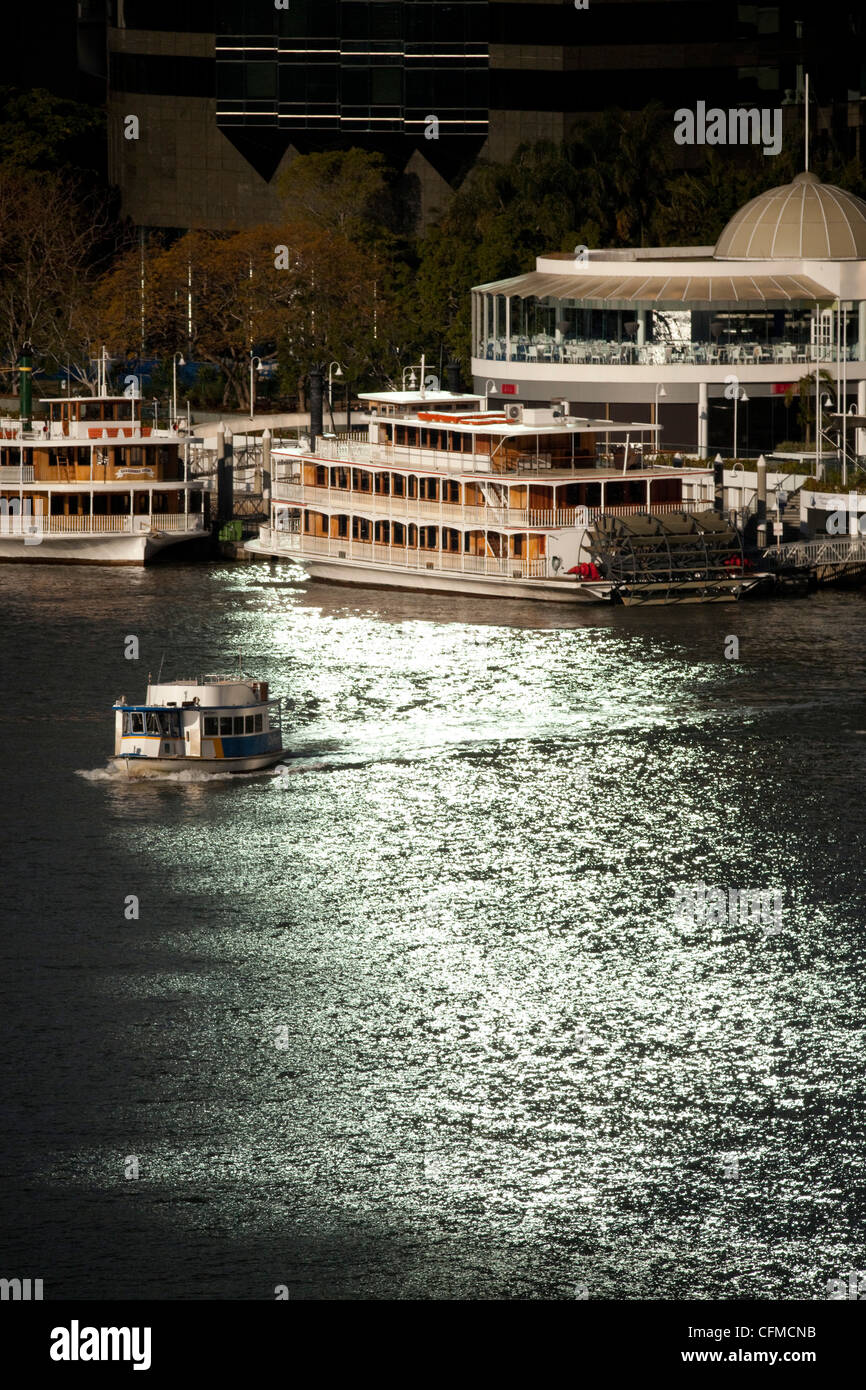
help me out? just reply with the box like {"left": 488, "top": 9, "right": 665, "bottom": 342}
{"left": 112, "top": 674, "right": 284, "bottom": 776}
{"left": 246, "top": 385, "right": 718, "bottom": 602}
{"left": 0, "top": 352, "right": 207, "bottom": 564}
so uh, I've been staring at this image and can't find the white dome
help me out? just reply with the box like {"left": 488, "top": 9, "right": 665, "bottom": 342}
{"left": 714, "top": 172, "right": 866, "bottom": 260}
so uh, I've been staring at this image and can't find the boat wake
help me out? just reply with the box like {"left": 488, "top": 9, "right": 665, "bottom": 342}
{"left": 76, "top": 765, "right": 267, "bottom": 783}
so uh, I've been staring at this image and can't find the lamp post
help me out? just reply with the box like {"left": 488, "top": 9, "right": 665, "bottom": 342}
{"left": 817, "top": 390, "right": 833, "bottom": 479}
{"left": 327, "top": 360, "right": 343, "bottom": 432}
{"left": 653, "top": 383, "right": 666, "bottom": 429}
{"left": 733, "top": 386, "right": 748, "bottom": 459}
{"left": 172, "top": 352, "right": 185, "bottom": 428}
{"left": 249, "top": 354, "right": 262, "bottom": 422}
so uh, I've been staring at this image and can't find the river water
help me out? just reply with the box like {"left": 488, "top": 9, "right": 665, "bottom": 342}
{"left": 0, "top": 561, "right": 864, "bottom": 1300}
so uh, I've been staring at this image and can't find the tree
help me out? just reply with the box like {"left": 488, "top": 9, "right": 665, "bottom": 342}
{"left": 567, "top": 104, "right": 672, "bottom": 248}
{"left": 276, "top": 149, "right": 394, "bottom": 244}
{"left": 783, "top": 369, "right": 836, "bottom": 446}
{"left": 0, "top": 88, "right": 105, "bottom": 175}
{"left": 95, "top": 222, "right": 386, "bottom": 411}
{"left": 0, "top": 168, "right": 115, "bottom": 395}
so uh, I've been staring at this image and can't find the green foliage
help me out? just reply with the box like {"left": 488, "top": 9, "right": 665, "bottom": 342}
{"left": 0, "top": 88, "right": 105, "bottom": 174}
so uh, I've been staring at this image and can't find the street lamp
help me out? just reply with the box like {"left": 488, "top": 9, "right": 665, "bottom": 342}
{"left": 327, "top": 360, "right": 343, "bottom": 432}
{"left": 249, "top": 354, "right": 262, "bottom": 422}
{"left": 817, "top": 390, "right": 833, "bottom": 479}
{"left": 733, "top": 386, "right": 748, "bottom": 459}
{"left": 653, "top": 383, "right": 666, "bottom": 432}
{"left": 172, "top": 352, "right": 185, "bottom": 428}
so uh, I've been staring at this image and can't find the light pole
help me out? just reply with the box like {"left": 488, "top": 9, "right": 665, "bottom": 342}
{"left": 249, "top": 354, "right": 262, "bottom": 422}
{"left": 817, "top": 389, "right": 833, "bottom": 479}
{"left": 733, "top": 386, "right": 748, "bottom": 459}
{"left": 653, "top": 383, "right": 666, "bottom": 428}
{"left": 327, "top": 360, "right": 343, "bottom": 432}
{"left": 172, "top": 352, "right": 185, "bottom": 427}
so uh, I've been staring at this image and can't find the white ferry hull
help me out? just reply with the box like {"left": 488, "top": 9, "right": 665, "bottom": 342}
{"left": 112, "top": 751, "right": 285, "bottom": 777}
{"left": 246, "top": 541, "right": 611, "bottom": 603}
{"left": 0, "top": 528, "right": 202, "bottom": 565}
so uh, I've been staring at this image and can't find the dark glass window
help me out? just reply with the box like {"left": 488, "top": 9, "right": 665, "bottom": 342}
{"left": 204, "top": 716, "right": 218, "bottom": 736}
{"left": 220, "top": 717, "right": 232, "bottom": 736}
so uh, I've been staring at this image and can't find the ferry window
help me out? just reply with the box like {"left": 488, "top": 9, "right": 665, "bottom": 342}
{"left": 146, "top": 713, "right": 161, "bottom": 736}
{"left": 220, "top": 717, "right": 233, "bottom": 736}
{"left": 513, "top": 536, "right": 524, "bottom": 557}
{"left": 392, "top": 475, "right": 404, "bottom": 497}
{"left": 408, "top": 477, "right": 417, "bottom": 499}
{"left": 254, "top": 715, "right": 263, "bottom": 732}
{"left": 315, "top": 465, "right": 326, "bottom": 486}
{"left": 447, "top": 481, "right": 460, "bottom": 503}
{"left": 233, "top": 717, "right": 245, "bottom": 735}
{"left": 245, "top": 716, "right": 255, "bottom": 733}
{"left": 337, "top": 515, "right": 348, "bottom": 538}
{"left": 124, "top": 712, "right": 145, "bottom": 735}
{"left": 204, "top": 716, "right": 218, "bottom": 736}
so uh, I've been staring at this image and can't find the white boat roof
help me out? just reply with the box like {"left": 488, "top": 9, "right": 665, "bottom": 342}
{"left": 387, "top": 412, "right": 661, "bottom": 436}
{"left": 359, "top": 390, "right": 485, "bottom": 405}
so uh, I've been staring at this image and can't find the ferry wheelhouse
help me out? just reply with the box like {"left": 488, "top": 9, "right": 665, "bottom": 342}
{"left": 0, "top": 392, "right": 206, "bottom": 564}
{"left": 247, "top": 388, "right": 715, "bottom": 601}
{"left": 113, "top": 675, "right": 284, "bottom": 776}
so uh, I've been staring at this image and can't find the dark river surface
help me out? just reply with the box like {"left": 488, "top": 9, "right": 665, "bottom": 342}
{"left": 0, "top": 561, "right": 864, "bottom": 1300}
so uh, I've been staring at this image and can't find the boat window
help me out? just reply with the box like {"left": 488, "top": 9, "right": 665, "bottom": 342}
{"left": 220, "top": 717, "right": 232, "bottom": 736}
{"left": 146, "top": 713, "right": 162, "bottom": 736}
{"left": 254, "top": 714, "right": 263, "bottom": 732}
{"left": 124, "top": 711, "right": 145, "bottom": 735}
{"left": 233, "top": 717, "right": 245, "bottom": 735}
{"left": 245, "top": 716, "right": 255, "bottom": 733}
{"left": 204, "top": 716, "right": 218, "bottom": 736}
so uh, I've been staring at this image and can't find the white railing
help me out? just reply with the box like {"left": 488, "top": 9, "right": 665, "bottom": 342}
{"left": 270, "top": 485, "right": 692, "bottom": 530}
{"left": 31, "top": 514, "right": 204, "bottom": 535}
{"left": 479, "top": 339, "right": 858, "bottom": 367}
{"left": 0, "top": 465, "right": 34, "bottom": 483}
{"left": 270, "top": 532, "right": 554, "bottom": 579}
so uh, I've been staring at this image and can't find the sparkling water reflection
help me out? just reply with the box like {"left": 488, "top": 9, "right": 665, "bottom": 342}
{"left": 0, "top": 562, "right": 864, "bottom": 1299}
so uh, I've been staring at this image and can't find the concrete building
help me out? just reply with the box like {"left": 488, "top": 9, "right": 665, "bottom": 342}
{"left": 472, "top": 172, "right": 866, "bottom": 461}
{"left": 101, "top": 1, "right": 866, "bottom": 233}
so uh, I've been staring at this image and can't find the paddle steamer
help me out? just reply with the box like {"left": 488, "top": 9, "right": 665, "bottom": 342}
{"left": 247, "top": 385, "right": 716, "bottom": 601}
{"left": 0, "top": 355, "right": 206, "bottom": 564}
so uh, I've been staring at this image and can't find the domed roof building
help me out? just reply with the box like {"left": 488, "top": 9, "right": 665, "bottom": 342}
{"left": 714, "top": 171, "right": 866, "bottom": 261}
{"left": 472, "top": 171, "right": 866, "bottom": 465}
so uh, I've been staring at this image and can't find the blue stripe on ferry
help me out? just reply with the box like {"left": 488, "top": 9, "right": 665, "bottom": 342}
{"left": 218, "top": 733, "right": 281, "bottom": 758}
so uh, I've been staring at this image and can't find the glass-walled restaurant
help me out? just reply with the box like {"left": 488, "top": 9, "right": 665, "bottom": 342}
{"left": 474, "top": 293, "right": 864, "bottom": 365}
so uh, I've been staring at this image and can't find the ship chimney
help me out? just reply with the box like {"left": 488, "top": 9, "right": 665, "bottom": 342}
{"left": 309, "top": 366, "right": 323, "bottom": 441}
